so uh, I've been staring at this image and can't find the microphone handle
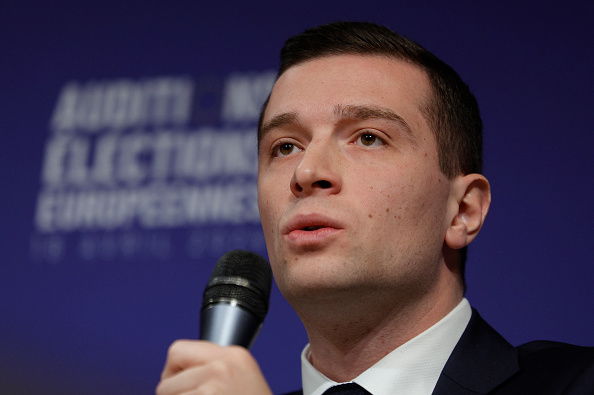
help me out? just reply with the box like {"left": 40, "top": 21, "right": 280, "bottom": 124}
{"left": 200, "top": 303, "right": 263, "bottom": 349}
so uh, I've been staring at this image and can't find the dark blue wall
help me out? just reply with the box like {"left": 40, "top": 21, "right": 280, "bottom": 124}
{"left": 1, "top": 2, "right": 592, "bottom": 394}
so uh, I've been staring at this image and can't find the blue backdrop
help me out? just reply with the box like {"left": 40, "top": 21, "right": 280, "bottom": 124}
{"left": 1, "top": 2, "right": 593, "bottom": 394}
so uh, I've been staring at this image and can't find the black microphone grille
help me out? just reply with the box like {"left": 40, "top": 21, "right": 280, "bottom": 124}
{"left": 202, "top": 250, "right": 272, "bottom": 320}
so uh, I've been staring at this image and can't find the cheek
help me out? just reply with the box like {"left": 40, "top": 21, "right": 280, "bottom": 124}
{"left": 257, "top": 176, "right": 288, "bottom": 246}
{"left": 257, "top": 182, "right": 274, "bottom": 232}
{"left": 368, "top": 170, "right": 449, "bottom": 235}
{"left": 257, "top": 191, "right": 282, "bottom": 278}
{"left": 258, "top": 200, "right": 275, "bottom": 240}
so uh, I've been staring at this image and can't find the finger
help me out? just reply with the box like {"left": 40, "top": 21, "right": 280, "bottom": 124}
{"left": 156, "top": 364, "right": 211, "bottom": 395}
{"left": 160, "top": 340, "right": 227, "bottom": 380}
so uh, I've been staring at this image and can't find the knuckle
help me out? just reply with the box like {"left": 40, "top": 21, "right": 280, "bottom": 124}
{"left": 229, "top": 345, "right": 254, "bottom": 364}
{"left": 196, "top": 383, "right": 222, "bottom": 395}
{"left": 208, "top": 359, "right": 231, "bottom": 379}
{"left": 166, "top": 339, "right": 187, "bottom": 358}
{"left": 155, "top": 381, "right": 166, "bottom": 395}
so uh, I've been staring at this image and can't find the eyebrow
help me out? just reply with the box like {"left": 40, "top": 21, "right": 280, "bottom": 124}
{"left": 259, "top": 104, "right": 416, "bottom": 146}
{"left": 259, "top": 112, "right": 298, "bottom": 143}
{"left": 334, "top": 104, "right": 415, "bottom": 139}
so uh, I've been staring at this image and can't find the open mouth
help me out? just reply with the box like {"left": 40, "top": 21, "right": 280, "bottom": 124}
{"left": 302, "top": 226, "right": 324, "bottom": 231}
{"left": 282, "top": 214, "right": 344, "bottom": 238}
{"left": 283, "top": 215, "right": 344, "bottom": 244}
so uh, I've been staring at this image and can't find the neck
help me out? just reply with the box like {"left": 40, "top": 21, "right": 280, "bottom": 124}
{"left": 296, "top": 272, "right": 463, "bottom": 382}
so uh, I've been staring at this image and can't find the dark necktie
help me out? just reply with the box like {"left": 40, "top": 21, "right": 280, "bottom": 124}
{"left": 322, "top": 383, "right": 372, "bottom": 394}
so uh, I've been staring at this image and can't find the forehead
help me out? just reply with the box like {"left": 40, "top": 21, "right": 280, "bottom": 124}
{"left": 263, "top": 54, "right": 433, "bottom": 133}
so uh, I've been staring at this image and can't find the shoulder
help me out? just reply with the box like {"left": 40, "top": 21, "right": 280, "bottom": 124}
{"left": 516, "top": 340, "right": 594, "bottom": 374}
{"left": 497, "top": 340, "right": 594, "bottom": 393}
{"left": 441, "top": 310, "right": 594, "bottom": 394}
{"left": 518, "top": 339, "right": 594, "bottom": 358}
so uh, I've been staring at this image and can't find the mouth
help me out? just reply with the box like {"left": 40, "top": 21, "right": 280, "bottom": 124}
{"left": 302, "top": 225, "right": 324, "bottom": 231}
{"left": 282, "top": 214, "right": 344, "bottom": 245}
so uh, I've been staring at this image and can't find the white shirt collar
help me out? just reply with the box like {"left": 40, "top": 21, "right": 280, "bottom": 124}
{"left": 301, "top": 298, "right": 472, "bottom": 395}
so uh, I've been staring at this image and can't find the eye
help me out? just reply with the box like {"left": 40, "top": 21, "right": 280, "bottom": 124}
{"left": 355, "top": 132, "right": 385, "bottom": 147}
{"left": 273, "top": 142, "right": 302, "bottom": 157}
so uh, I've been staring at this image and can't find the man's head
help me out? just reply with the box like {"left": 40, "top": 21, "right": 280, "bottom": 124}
{"left": 257, "top": 22, "right": 490, "bottom": 315}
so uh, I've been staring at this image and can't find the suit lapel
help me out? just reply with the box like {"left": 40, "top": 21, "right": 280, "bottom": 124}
{"left": 432, "top": 309, "right": 519, "bottom": 394}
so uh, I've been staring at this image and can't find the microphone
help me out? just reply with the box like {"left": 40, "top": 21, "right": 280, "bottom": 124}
{"left": 200, "top": 250, "right": 272, "bottom": 349}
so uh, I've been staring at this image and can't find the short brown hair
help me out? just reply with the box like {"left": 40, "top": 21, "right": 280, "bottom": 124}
{"left": 259, "top": 21, "right": 483, "bottom": 178}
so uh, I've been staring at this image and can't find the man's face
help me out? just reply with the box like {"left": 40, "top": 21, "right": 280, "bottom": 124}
{"left": 257, "top": 55, "right": 458, "bottom": 306}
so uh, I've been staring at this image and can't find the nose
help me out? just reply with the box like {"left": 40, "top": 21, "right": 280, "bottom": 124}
{"left": 290, "top": 141, "right": 342, "bottom": 198}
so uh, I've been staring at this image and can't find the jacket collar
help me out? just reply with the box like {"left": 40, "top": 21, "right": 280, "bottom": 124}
{"left": 432, "top": 309, "right": 519, "bottom": 394}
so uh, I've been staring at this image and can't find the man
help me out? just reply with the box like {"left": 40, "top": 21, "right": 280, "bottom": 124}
{"left": 156, "top": 22, "right": 594, "bottom": 395}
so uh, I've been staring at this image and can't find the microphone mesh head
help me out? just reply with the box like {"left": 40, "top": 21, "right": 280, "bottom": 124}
{"left": 202, "top": 250, "right": 272, "bottom": 320}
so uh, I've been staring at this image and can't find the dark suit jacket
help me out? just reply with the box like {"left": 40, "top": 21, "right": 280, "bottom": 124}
{"left": 284, "top": 309, "right": 594, "bottom": 394}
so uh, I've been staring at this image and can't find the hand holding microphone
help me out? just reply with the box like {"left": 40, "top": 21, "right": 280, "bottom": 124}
{"left": 156, "top": 250, "right": 274, "bottom": 395}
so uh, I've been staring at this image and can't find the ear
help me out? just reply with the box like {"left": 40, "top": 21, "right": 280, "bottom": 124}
{"left": 445, "top": 174, "right": 491, "bottom": 249}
